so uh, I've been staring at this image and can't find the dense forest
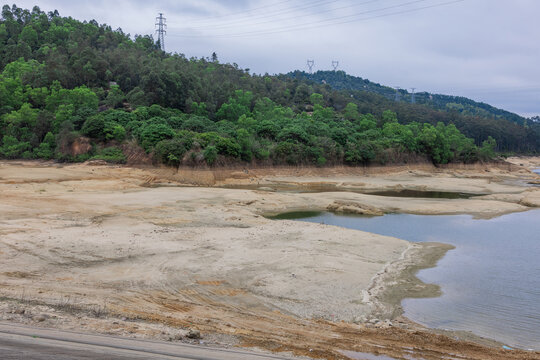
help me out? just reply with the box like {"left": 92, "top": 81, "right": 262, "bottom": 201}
{"left": 0, "top": 5, "right": 536, "bottom": 168}
{"left": 289, "top": 71, "right": 540, "bottom": 150}
{"left": 289, "top": 70, "right": 529, "bottom": 125}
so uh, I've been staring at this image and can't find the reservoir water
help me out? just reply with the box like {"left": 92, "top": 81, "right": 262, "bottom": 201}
{"left": 277, "top": 210, "right": 540, "bottom": 350}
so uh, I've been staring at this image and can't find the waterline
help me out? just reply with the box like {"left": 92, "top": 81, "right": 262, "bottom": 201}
{"left": 278, "top": 210, "right": 540, "bottom": 350}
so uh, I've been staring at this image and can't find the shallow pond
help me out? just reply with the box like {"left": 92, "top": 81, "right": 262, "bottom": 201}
{"left": 222, "top": 184, "right": 481, "bottom": 199}
{"left": 275, "top": 210, "right": 540, "bottom": 350}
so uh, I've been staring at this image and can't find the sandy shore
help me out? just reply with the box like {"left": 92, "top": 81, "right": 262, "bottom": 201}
{"left": 0, "top": 160, "right": 538, "bottom": 359}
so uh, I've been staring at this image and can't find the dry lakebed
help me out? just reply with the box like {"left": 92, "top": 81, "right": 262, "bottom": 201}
{"left": 0, "top": 158, "right": 539, "bottom": 360}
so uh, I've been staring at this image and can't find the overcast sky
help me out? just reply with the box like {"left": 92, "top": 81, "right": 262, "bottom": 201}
{"left": 12, "top": 0, "right": 540, "bottom": 117}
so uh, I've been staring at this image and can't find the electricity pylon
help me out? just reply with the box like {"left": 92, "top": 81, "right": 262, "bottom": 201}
{"left": 155, "top": 13, "right": 167, "bottom": 51}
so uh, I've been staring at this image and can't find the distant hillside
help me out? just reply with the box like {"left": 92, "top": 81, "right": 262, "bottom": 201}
{"left": 288, "top": 70, "right": 527, "bottom": 125}
{"left": 0, "top": 4, "right": 537, "bottom": 168}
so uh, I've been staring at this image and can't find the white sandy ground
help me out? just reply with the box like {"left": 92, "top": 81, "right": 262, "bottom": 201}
{"left": 0, "top": 160, "right": 539, "bottom": 317}
{"left": 0, "top": 160, "right": 539, "bottom": 359}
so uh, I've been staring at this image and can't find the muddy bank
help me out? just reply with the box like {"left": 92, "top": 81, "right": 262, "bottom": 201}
{"left": 366, "top": 242, "right": 455, "bottom": 321}
{"left": 506, "top": 156, "right": 540, "bottom": 170}
{"left": 0, "top": 160, "right": 539, "bottom": 359}
{"left": 131, "top": 160, "right": 528, "bottom": 187}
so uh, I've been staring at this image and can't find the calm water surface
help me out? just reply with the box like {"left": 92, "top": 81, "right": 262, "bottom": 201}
{"left": 282, "top": 210, "right": 540, "bottom": 350}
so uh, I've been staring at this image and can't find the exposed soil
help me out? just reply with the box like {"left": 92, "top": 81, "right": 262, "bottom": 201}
{"left": 0, "top": 160, "right": 539, "bottom": 360}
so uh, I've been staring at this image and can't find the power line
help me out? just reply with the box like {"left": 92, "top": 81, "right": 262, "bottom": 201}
{"left": 185, "top": 0, "right": 294, "bottom": 25}
{"left": 155, "top": 13, "right": 166, "bottom": 51}
{"left": 172, "top": 0, "right": 426, "bottom": 36}
{"left": 214, "top": 0, "right": 436, "bottom": 37}
{"left": 169, "top": 0, "right": 464, "bottom": 39}
{"left": 170, "top": 0, "right": 340, "bottom": 29}
{"left": 176, "top": 0, "right": 379, "bottom": 31}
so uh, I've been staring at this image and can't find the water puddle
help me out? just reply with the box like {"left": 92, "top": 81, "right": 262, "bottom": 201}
{"left": 267, "top": 211, "right": 323, "bottom": 220}
{"left": 272, "top": 210, "right": 540, "bottom": 350}
{"left": 221, "top": 184, "right": 482, "bottom": 199}
{"left": 365, "top": 189, "right": 479, "bottom": 199}
{"left": 142, "top": 182, "right": 484, "bottom": 198}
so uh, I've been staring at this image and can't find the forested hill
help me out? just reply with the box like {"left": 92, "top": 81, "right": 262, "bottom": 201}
{"left": 0, "top": 5, "right": 537, "bottom": 168}
{"left": 288, "top": 70, "right": 527, "bottom": 125}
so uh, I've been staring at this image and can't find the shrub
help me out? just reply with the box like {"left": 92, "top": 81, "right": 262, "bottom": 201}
{"left": 181, "top": 116, "right": 216, "bottom": 133}
{"left": 154, "top": 138, "right": 191, "bottom": 166}
{"left": 81, "top": 115, "right": 105, "bottom": 139}
{"left": 203, "top": 145, "right": 217, "bottom": 165}
{"left": 0, "top": 136, "right": 31, "bottom": 159}
{"left": 478, "top": 136, "right": 497, "bottom": 161}
{"left": 216, "top": 137, "right": 240, "bottom": 158}
{"left": 90, "top": 147, "right": 126, "bottom": 163}
{"left": 138, "top": 123, "right": 175, "bottom": 151}
{"left": 104, "top": 122, "right": 126, "bottom": 142}
{"left": 277, "top": 125, "right": 310, "bottom": 144}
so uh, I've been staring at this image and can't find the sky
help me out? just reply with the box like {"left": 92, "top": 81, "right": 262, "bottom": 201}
{"left": 12, "top": 0, "right": 540, "bottom": 117}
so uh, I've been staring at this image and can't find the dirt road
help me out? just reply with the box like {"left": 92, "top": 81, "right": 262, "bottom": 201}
{"left": 0, "top": 322, "right": 296, "bottom": 359}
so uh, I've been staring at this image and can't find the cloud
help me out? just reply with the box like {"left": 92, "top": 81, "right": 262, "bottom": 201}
{"left": 10, "top": 0, "right": 540, "bottom": 116}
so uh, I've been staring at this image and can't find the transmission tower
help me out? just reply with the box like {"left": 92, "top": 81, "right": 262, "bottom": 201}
{"left": 331, "top": 60, "right": 339, "bottom": 71}
{"left": 394, "top": 87, "right": 401, "bottom": 102}
{"left": 307, "top": 59, "right": 314, "bottom": 73}
{"left": 410, "top": 88, "right": 416, "bottom": 104}
{"left": 155, "top": 13, "right": 167, "bottom": 51}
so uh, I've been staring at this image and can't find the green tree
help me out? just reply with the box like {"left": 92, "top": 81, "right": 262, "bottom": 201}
{"left": 343, "top": 103, "right": 360, "bottom": 121}
{"left": 34, "top": 131, "right": 56, "bottom": 159}
{"left": 154, "top": 137, "right": 192, "bottom": 167}
{"left": 104, "top": 85, "right": 125, "bottom": 109}
{"left": 216, "top": 90, "right": 253, "bottom": 121}
{"left": 204, "top": 145, "right": 217, "bottom": 165}
{"left": 19, "top": 25, "right": 38, "bottom": 48}
{"left": 138, "top": 123, "right": 175, "bottom": 151}
{"left": 81, "top": 115, "right": 106, "bottom": 139}
{"left": 236, "top": 128, "right": 253, "bottom": 161}
{"left": 310, "top": 93, "right": 324, "bottom": 106}
{"left": 478, "top": 136, "right": 497, "bottom": 160}
{"left": 0, "top": 135, "right": 31, "bottom": 158}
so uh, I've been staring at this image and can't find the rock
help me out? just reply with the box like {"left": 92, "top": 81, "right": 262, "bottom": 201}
{"left": 61, "top": 136, "right": 91, "bottom": 157}
{"left": 327, "top": 201, "right": 384, "bottom": 216}
{"left": 186, "top": 329, "right": 201, "bottom": 339}
{"left": 257, "top": 187, "right": 276, "bottom": 192}
{"left": 84, "top": 159, "right": 108, "bottom": 166}
{"left": 33, "top": 314, "right": 47, "bottom": 322}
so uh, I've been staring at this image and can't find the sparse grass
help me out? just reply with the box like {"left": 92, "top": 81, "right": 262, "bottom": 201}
{"left": 89, "top": 300, "right": 109, "bottom": 318}
{"left": 2, "top": 293, "right": 110, "bottom": 319}
{"left": 90, "top": 147, "right": 126, "bottom": 164}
